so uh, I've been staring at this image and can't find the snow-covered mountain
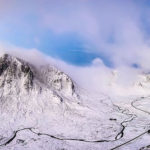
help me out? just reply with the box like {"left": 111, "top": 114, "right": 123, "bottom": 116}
{"left": 0, "top": 54, "right": 150, "bottom": 150}
{"left": 0, "top": 54, "right": 78, "bottom": 117}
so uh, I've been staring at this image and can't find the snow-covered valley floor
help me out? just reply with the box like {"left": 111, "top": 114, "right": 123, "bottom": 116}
{"left": 1, "top": 94, "right": 150, "bottom": 150}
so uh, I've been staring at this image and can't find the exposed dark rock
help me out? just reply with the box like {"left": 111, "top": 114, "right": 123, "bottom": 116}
{"left": 24, "top": 70, "right": 34, "bottom": 90}
{"left": 21, "top": 64, "right": 30, "bottom": 74}
{"left": 0, "top": 54, "right": 10, "bottom": 76}
{"left": 16, "top": 139, "right": 25, "bottom": 144}
{"left": 0, "top": 54, "right": 34, "bottom": 91}
{"left": 109, "top": 118, "right": 117, "bottom": 121}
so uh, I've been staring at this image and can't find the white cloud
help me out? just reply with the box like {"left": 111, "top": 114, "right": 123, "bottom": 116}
{"left": 0, "top": 43, "right": 144, "bottom": 96}
{"left": 37, "top": 0, "right": 150, "bottom": 72}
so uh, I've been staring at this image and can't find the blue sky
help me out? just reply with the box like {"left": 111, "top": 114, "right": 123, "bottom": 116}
{"left": 1, "top": 0, "right": 150, "bottom": 70}
{"left": 0, "top": 16, "right": 102, "bottom": 66}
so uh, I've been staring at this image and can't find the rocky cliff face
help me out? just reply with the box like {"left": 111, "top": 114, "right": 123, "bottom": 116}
{"left": 40, "top": 65, "right": 75, "bottom": 97}
{"left": 0, "top": 54, "right": 34, "bottom": 91}
{"left": 0, "top": 54, "right": 75, "bottom": 95}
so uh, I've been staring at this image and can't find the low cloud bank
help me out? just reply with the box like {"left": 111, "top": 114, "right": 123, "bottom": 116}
{"left": 0, "top": 44, "right": 148, "bottom": 97}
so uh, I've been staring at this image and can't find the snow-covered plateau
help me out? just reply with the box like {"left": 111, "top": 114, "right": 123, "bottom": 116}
{"left": 0, "top": 54, "right": 150, "bottom": 150}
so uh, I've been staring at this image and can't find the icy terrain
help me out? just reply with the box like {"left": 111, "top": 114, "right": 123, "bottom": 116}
{"left": 0, "top": 54, "right": 150, "bottom": 150}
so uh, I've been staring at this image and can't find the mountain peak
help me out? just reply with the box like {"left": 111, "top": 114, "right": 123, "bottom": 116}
{"left": 0, "top": 53, "right": 76, "bottom": 97}
{"left": 0, "top": 53, "right": 34, "bottom": 91}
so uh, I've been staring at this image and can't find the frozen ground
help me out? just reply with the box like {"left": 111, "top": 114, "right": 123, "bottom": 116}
{"left": 0, "top": 54, "right": 150, "bottom": 150}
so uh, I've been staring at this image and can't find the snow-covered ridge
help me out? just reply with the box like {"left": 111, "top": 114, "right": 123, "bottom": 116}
{"left": 0, "top": 53, "right": 76, "bottom": 96}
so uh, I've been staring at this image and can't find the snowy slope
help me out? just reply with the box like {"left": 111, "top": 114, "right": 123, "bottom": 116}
{"left": 0, "top": 54, "right": 150, "bottom": 150}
